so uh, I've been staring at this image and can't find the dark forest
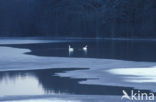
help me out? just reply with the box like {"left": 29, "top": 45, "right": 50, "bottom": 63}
{"left": 0, "top": 0, "right": 156, "bottom": 38}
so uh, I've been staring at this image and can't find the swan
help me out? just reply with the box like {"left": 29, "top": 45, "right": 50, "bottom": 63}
{"left": 69, "top": 45, "right": 74, "bottom": 52}
{"left": 83, "top": 45, "right": 88, "bottom": 51}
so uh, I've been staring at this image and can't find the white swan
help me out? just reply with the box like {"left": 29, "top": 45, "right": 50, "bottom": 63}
{"left": 83, "top": 45, "right": 88, "bottom": 51}
{"left": 69, "top": 45, "right": 74, "bottom": 52}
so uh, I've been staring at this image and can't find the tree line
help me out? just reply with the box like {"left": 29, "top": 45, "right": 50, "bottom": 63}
{"left": 0, "top": 0, "right": 156, "bottom": 38}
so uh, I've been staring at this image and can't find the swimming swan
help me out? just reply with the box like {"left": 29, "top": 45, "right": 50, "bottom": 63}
{"left": 83, "top": 45, "right": 88, "bottom": 51}
{"left": 69, "top": 45, "right": 74, "bottom": 52}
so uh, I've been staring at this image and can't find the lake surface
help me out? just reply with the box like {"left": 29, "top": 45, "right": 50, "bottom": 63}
{"left": 0, "top": 68, "right": 153, "bottom": 97}
{"left": 1, "top": 39, "right": 156, "bottom": 101}
{"left": 4, "top": 39, "right": 156, "bottom": 62}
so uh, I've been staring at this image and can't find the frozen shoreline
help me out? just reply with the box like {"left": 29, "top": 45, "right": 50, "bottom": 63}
{"left": 1, "top": 39, "right": 156, "bottom": 101}
{"left": 0, "top": 45, "right": 156, "bottom": 92}
{"left": 0, "top": 95, "right": 121, "bottom": 102}
{"left": 1, "top": 37, "right": 156, "bottom": 42}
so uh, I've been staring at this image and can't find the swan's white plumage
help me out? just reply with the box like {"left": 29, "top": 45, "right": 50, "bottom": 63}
{"left": 83, "top": 45, "right": 88, "bottom": 51}
{"left": 69, "top": 45, "right": 74, "bottom": 52}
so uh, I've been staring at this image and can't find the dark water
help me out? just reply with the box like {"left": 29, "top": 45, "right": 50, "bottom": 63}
{"left": 4, "top": 39, "right": 156, "bottom": 62}
{"left": 0, "top": 68, "right": 153, "bottom": 96}
{"left": 1, "top": 39, "right": 156, "bottom": 96}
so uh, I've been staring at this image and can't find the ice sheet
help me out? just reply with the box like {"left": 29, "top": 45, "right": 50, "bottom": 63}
{"left": 0, "top": 38, "right": 67, "bottom": 45}
{"left": 108, "top": 67, "right": 156, "bottom": 83}
{"left": 0, "top": 46, "right": 156, "bottom": 93}
{"left": 0, "top": 95, "right": 121, "bottom": 102}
